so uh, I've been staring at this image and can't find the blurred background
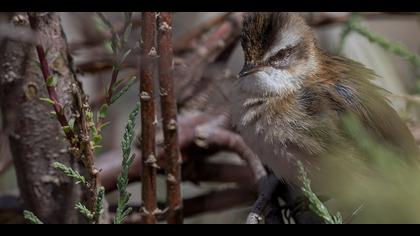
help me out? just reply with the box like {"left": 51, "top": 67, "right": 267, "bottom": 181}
{"left": 1, "top": 12, "right": 420, "bottom": 223}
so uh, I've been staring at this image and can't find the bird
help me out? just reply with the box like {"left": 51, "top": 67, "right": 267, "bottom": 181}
{"left": 230, "top": 12, "right": 420, "bottom": 222}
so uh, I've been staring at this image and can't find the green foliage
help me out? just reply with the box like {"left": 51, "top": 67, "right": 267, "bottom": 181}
{"left": 52, "top": 161, "right": 87, "bottom": 186}
{"left": 52, "top": 162, "right": 105, "bottom": 223}
{"left": 68, "top": 117, "right": 76, "bottom": 131}
{"left": 123, "top": 23, "right": 132, "bottom": 43}
{"left": 123, "top": 12, "right": 133, "bottom": 43}
{"left": 337, "top": 13, "right": 420, "bottom": 68}
{"left": 23, "top": 210, "right": 43, "bottom": 224}
{"left": 31, "top": 59, "right": 41, "bottom": 69}
{"left": 335, "top": 13, "right": 359, "bottom": 54}
{"left": 46, "top": 75, "right": 58, "bottom": 87}
{"left": 91, "top": 12, "right": 134, "bottom": 152}
{"left": 39, "top": 97, "right": 55, "bottom": 105}
{"left": 111, "top": 76, "right": 137, "bottom": 104}
{"left": 94, "top": 187, "right": 105, "bottom": 220}
{"left": 315, "top": 115, "right": 420, "bottom": 223}
{"left": 75, "top": 202, "right": 94, "bottom": 220}
{"left": 114, "top": 102, "right": 140, "bottom": 224}
{"left": 95, "top": 12, "right": 114, "bottom": 34}
{"left": 62, "top": 125, "right": 72, "bottom": 135}
{"left": 98, "top": 104, "right": 109, "bottom": 120}
{"left": 96, "top": 12, "right": 133, "bottom": 60}
{"left": 298, "top": 161, "right": 343, "bottom": 224}
{"left": 119, "top": 49, "right": 132, "bottom": 65}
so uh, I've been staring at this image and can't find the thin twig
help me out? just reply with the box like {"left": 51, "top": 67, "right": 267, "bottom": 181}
{"left": 94, "top": 12, "right": 134, "bottom": 134}
{"left": 139, "top": 12, "right": 158, "bottom": 224}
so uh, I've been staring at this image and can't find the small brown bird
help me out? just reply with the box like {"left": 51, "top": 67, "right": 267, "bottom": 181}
{"left": 231, "top": 12, "right": 420, "bottom": 221}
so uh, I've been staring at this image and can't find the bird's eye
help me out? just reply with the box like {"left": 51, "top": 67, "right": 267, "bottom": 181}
{"left": 274, "top": 47, "right": 292, "bottom": 60}
{"left": 269, "top": 47, "right": 292, "bottom": 67}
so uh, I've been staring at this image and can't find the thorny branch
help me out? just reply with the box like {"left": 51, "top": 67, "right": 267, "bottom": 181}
{"left": 157, "top": 12, "right": 183, "bottom": 224}
{"left": 139, "top": 12, "right": 158, "bottom": 224}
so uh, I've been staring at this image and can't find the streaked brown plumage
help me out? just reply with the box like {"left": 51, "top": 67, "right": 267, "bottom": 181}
{"left": 231, "top": 12, "right": 420, "bottom": 220}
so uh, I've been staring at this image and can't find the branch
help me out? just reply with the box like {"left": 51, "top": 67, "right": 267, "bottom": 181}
{"left": 193, "top": 126, "right": 266, "bottom": 183}
{"left": 27, "top": 12, "right": 100, "bottom": 223}
{"left": 98, "top": 113, "right": 217, "bottom": 192}
{"left": 0, "top": 12, "right": 86, "bottom": 223}
{"left": 139, "top": 12, "right": 158, "bottom": 224}
{"left": 27, "top": 13, "right": 76, "bottom": 147}
{"left": 157, "top": 12, "right": 183, "bottom": 224}
{"left": 245, "top": 174, "right": 281, "bottom": 224}
{"left": 94, "top": 12, "right": 134, "bottom": 136}
{"left": 175, "top": 12, "right": 244, "bottom": 107}
{"left": 108, "top": 188, "right": 255, "bottom": 223}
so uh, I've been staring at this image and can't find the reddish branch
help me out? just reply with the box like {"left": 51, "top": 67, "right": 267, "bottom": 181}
{"left": 157, "top": 12, "right": 183, "bottom": 224}
{"left": 27, "top": 13, "right": 76, "bottom": 146}
{"left": 27, "top": 13, "right": 99, "bottom": 222}
{"left": 139, "top": 12, "right": 158, "bottom": 224}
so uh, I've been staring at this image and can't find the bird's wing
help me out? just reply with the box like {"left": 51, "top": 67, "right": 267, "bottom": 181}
{"left": 322, "top": 56, "right": 420, "bottom": 161}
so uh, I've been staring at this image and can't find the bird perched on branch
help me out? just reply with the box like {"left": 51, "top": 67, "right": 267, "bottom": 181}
{"left": 231, "top": 12, "right": 420, "bottom": 223}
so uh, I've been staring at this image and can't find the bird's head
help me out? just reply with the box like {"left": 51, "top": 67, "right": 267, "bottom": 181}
{"left": 239, "top": 12, "right": 320, "bottom": 96}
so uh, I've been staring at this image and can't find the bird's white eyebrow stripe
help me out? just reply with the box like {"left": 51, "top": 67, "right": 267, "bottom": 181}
{"left": 263, "top": 29, "right": 300, "bottom": 61}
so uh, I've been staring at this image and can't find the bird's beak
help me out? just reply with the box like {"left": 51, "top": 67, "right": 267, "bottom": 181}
{"left": 238, "top": 62, "right": 260, "bottom": 78}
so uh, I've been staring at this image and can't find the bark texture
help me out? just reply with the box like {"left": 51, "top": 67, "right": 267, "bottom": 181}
{"left": 0, "top": 13, "right": 84, "bottom": 223}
